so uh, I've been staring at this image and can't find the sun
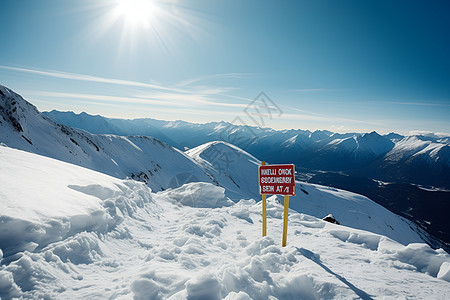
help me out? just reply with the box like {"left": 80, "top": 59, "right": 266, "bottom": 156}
{"left": 87, "top": 0, "right": 203, "bottom": 56}
{"left": 115, "top": 0, "right": 157, "bottom": 28}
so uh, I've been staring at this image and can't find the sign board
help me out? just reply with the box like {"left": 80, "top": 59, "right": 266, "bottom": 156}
{"left": 259, "top": 164, "right": 295, "bottom": 196}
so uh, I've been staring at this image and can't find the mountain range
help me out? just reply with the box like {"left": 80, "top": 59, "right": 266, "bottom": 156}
{"left": 43, "top": 105, "right": 450, "bottom": 246}
{"left": 44, "top": 110, "right": 450, "bottom": 189}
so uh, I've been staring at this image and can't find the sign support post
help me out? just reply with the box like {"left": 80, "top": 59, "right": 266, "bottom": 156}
{"left": 258, "top": 163, "right": 295, "bottom": 247}
{"left": 261, "top": 161, "right": 267, "bottom": 237}
{"left": 282, "top": 195, "right": 289, "bottom": 247}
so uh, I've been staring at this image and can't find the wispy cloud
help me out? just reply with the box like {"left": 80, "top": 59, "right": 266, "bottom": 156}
{"left": 0, "top": 65, "right": 206, "bottom": 95}
{"left": 289, "top": 88, "right": 347, "bottom": 92}
{"left": 176, "top": 72, "right": 258, "bottom": 87}
{"left": 395, "top": 102, "right": 450, "bottom": 107}
{"left": 283, "top": 106, "right": 381, "bottom": 126}
{"left": 282, "top": 112, "right": 380, "bottom": 126}
{"left": 133, "top": 91, "right": 248, "bottom": 108}
{"left": 25, "top": 90, "right": 248, "bottom": 109}
{"left": 367, "top": 100, "right": 450, "bottom": 107}
{"left": 24, "top": 91, "right": 179, "bottom": 106}
{"left": 2, "top": 65, "right": 251, "bottom": 109}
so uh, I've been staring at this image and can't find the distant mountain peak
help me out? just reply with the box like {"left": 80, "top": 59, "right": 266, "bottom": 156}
{"left": 363, "top": 130, "right": 381, "bottom": 137}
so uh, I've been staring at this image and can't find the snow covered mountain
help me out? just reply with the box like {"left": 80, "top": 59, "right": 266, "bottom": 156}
{"left": 0, "top": 84, "right": 215, "bottom": 194}
{"left": 43, "top": 106, "right": 450, "bottom": 247}
{"left": 44, "top": 109, "right": 450, "bottom": 188}
{"left": 1, "top": 145, "right": 450, "bottom": 299}
{"left": 1, "top": 83, "right": 450, "bottom": 297}
{"left": 0, "top": 84, "right": 446, "bottom": 247}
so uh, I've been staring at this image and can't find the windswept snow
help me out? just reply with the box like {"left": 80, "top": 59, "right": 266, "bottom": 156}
{"left": 1, "top": 146, "right": 450, "bottom": 299}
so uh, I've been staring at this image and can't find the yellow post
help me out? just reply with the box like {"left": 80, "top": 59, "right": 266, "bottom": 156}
{"left": 282, "top": 195, "right": 289, "bottom": 247}
{"left": 261, "top": 161, "right": 267, "bottom": 237}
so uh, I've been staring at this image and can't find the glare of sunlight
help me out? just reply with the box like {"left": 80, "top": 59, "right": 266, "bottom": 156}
{"left": 115, "top": 0, "right": 156, "bottom": 28}
{"left": 80, "top": 0, "right": 209, "bottom": 65}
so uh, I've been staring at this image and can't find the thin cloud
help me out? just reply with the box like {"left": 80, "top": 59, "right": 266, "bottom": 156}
{"left": 25, "top": 91, "right": 187, "bottom": 107}
{"left": 282, "top": 112, "right": 380, "bottom": 125}
{"left": 25, "top": 91, "right": 248, "bottom": 109}
{"left": 0, "top": 65, "right": 188, "bottom": 94}
{"left": 131, "top": 92, "right": 249, "bottom": 108}
{"left": 177, "top": 72, "right": 258, "bottom": 87}
{"left": 289, "top": 88, "right": 347, "bottom": 92}
{"left": 2, "top": 65, "right": 250, "bottom": 109}
{"left": 367, "top": 100, "right": 450, "bottom": 107}
{"left": 395, "top": 102, "right": 450, "bottom": 107}
{"left": 282, "top": 106, "right": 381, "bottom": 126}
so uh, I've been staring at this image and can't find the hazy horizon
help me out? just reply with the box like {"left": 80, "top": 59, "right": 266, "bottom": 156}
{"left": 43, "top": 107, "right": 450, "bottom": 137}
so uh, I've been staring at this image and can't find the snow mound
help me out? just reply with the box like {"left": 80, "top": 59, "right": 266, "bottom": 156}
{"left": 438, "top": 262, "right": 450, "bottom": 281}
{"left": 379, "top": 241, "right": 450, "bottom": 279}
{"left": 160, "top": 182, "right": 234, "bottom": 208}
{"left": 0, "top": 146, "right": 158, "bottom": 258}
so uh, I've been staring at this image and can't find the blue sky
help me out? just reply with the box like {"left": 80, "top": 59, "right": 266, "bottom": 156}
{"left": 0, "top": 0, "right": 449, "bottom": 135}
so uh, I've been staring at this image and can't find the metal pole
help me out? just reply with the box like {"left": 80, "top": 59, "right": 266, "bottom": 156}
{"left": 282, "top": 195, "right": 289, "bottom": 247}
{"left": 262, "top": 161, "right": 267, "bottom": 237}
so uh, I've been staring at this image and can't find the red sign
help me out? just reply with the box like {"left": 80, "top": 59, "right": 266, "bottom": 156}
{"left": 259, "top": 164, "right": 295, "bottom": 196}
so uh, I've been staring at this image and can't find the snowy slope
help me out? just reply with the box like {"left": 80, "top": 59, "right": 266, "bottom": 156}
{"left": 186, "top": 141, "right": 261, "bottom": 200}
{"left": 0, "top": 146, "right": 160, "bottom": 258}
{"left": 185, "top": 142, "right": 439, "bottom": 248}
{"left": 0, "top": 84, "right": 213, "bottom": 192}
{"left": 1, "top": 146, "right": 450, "bottom": 299}
{"left": 365, "top": 136, "right": 450, "bottom": 188}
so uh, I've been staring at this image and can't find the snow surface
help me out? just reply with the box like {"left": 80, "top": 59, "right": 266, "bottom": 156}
{"left": 1, "top": 146, "right": 450, "bottom": 299}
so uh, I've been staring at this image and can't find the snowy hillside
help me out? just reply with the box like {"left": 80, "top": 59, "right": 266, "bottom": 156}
{"left": 184, "top": 142, "right": 439, "bottom": 249}
{"left": 1, "top": 146, "right": 450, "bottom": 299}
{"left": 0, "top": 84, "right": 214, "bottom": 193}
{"left": 186, "top": 141, "right": 261, "bottom": 201}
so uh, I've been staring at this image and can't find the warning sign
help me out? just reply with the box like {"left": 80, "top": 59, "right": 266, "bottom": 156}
{"left": 259, "top": 164, "right": 295, "bottom": 196}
